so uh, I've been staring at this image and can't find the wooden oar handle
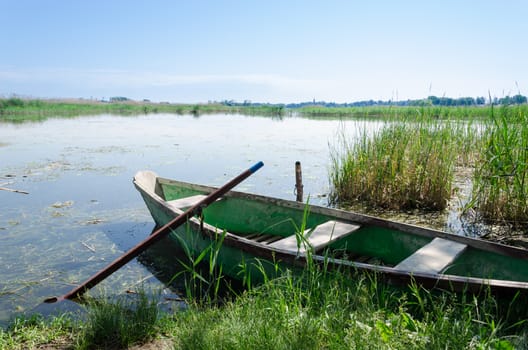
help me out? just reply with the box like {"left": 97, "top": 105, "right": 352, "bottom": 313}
{"left": 44, "top": 161, "right": 264, "bottom": 303}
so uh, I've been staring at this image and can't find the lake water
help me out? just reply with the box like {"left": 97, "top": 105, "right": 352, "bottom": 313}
{"left": 0, "top": 113, "right": 477, "bottom": 326}
{"left": 0, "top": 113, "right": 389, "bottom": 326}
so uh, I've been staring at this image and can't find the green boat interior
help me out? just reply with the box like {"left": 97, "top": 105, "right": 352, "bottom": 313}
{"left": 157, "top": 178, "right": 528, "bottom": 283}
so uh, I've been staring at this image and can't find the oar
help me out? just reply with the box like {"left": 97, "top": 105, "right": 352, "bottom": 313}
{"left": 44, "top": 161, "right": 264, "bottom": 303}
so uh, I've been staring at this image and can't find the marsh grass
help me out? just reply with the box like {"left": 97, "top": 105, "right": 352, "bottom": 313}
{"left": 0, "top": 314, "right": 75, "bottom": 349}
{"left": 298, "top": 105, "right": 494, "bottom": 120}
{"left": 170, "top": 229, "right": 238, "bottom": 305}
{"left": 163, "top": 267, "right": 527, "bottom": 349}
{"left": 326, "top": 102, "right": 528, "bottom": 227}
{"left": 329, "top": 118, "right": 464, "bottom": 211}
{"left": 76, "top": 289, "right": 159, "bottom": 349}
{"left": 2, "top": 258, "right": 527, "bottom": 349}
{"left": 469, "top": 105, "right": 528, "bottom": 225}
{"left": 0, "top": 98, "right": 285, "bottom": 122}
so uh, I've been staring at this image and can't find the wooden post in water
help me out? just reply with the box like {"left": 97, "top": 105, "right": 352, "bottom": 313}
{"left": 295, "top": 161, "right": 303, "bottom": 202}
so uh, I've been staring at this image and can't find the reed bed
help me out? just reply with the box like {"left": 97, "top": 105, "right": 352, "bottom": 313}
{"left": 469, "top": 105, "right": 528, "bottom": 225}
{"left": 76, "top": 290, "right": 159, "bottom": 349}
{"left": 329, "top": 118, "right": 466, "bottom": 211}
{"left": 0, "top": 98, "right": 285, "bottom": 122}
{"left": 298, "top": 105, "right": 493, "bottom": 120}
{"left": 328, "top": 103, "right": 528, "bottom": 227}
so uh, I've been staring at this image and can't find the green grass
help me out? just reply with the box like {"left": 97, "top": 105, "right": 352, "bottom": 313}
{"left": 0, "top": 98, "right": 285, "bottom": 122}
{"left": 329, "top": 117, "right": 465, "bottom": 211}
{"left": 327, "top": 103, "right": 528, "bottom": 227}
{"left": 297, "top": 105, "right": 496, "bottom": 120}
{"left": 2, "top": 219, "right": 527, "bottom": 349}
{"left": 4, "top": 98, "right": 527, "bottom": 124}
{"left": 2, "top": 222, "right": 527, "bottom": 349}
{"left": 468, "top": 104, "right": 528, "bottom": 225}
{"left": 2, "top": 267, "right": 527, "bottom": 349}
{"left": 0, "top": 313, "right": 76, "bottom": 349}
{"left": 166, "top": 271, "right": 527, "bottom": 350}
{"left": 75, "top": 289, "right": 159, "bottom": 349}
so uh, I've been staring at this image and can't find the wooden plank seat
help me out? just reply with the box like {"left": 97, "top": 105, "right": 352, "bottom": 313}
{"left": 167, "top": 195, "right": 207, "bottom": 209}
{"left": 244, "top": 234, "right": 283, "bottom": 244}
{"left": 394, "top": 237, "right": 467, "bottom": 274}
{"left": 268, "top": 220, "right": 361, "bottom": 254}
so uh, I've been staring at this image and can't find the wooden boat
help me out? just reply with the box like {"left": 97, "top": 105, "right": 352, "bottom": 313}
{"left": 134, "top": 170, "right": 528, "bottom": 296}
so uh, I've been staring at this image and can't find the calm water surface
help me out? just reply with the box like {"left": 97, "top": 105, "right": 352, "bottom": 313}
{"left": 0, "top": 113, "right": 477, "bottom": 326}
{"left": 0, "top": 113, "right": 389, "bottom": 326}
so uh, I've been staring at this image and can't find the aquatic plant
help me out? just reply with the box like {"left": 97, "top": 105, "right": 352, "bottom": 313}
{"left": 76, "top": 289, "right": 159, "bottom": 349}
{"left": 468, "top": 104, "right": 528, "bottom": 225}
{"left": 0, "top": 98, "right": 287, "bottom": 122}
{"left": 329, "top": 118, "right": 461, "bottom": 211}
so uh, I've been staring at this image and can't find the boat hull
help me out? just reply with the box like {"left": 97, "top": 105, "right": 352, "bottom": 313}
{"left": 134, "top": 170, "right": 528, "bottom": 296}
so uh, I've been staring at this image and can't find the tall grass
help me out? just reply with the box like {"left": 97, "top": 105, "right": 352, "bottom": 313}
{"left": 170, "top": 229, "right": 236, "bottom": 305}
{"left": 76, "top": 289, "right": 159, "bottom": 349}
{"left": 3, "top": 240, "right": 528, "bottom": 349}
{"left": 0, "top": 98, "right": 285, "bottom": 122}
{"left": 156, "top": 213, "right": 527, "bottom": 349}
{"left": 298, "top": 105, "right": 496, "bottom": 120}
{"left": 164, "top": 266, "right": 527, "bottom": 349}
{"left": 330, "top": 118, "right": 463, "bottom": 211}
{"left": 469, "top": 105, "right": 528, "bottom": 225}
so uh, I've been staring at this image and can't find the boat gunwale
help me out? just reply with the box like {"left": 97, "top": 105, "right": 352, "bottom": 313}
{"left": 155, "top": 175, "right": 528, "bottom": 261}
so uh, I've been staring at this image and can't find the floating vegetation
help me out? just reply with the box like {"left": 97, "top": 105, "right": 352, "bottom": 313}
{"left": 49, "top": 201, "right": 74, "bottom": 218}
{"left": 81, "top": 218, "right": 105, "bottom": 225}
{"left": 90, "top": 145, "right": 132, "bottom": 154}
{"left": 51, "top": 201, "right": 74, "bottom": 209}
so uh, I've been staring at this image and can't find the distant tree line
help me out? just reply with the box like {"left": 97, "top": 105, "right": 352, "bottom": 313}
{"left": 219, "top": 94, "right": 527, "bottom": 109}
{"left": 109, "top": 96, "right": 130, "bottom": 102}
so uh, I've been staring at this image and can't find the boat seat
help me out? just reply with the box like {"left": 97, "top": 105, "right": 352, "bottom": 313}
{"left": 394, "top": 237, "right": 467, "bottom": 274}
{"left": 167, "top": 195, "right": 207, "bottom": 209}
{"left": 268, "top": 220, "right": 361, "bottom": 254}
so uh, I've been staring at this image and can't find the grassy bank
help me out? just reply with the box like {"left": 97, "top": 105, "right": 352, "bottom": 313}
{"left": 469, "top": 104, "right": 528, "bottom": 225}
{"left": 2, "top": 212, "right": 527, "bottom": 349}
{"left": 4, "top": 97, "right": 528, "bottom": 123}
{"left": 1, "top": 267, "right": 527, "bottom": 349}
{"left": 297, "top": 105, "right": 500, "bottom": 120}
{"left": 0, "top": 98, "right": 285, "bottom": 122}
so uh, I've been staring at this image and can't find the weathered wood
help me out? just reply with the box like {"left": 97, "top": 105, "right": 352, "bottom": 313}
{"left": 268, "top": 220, "right": 361, "bottom": 254}
{"left": 394, "top": 238, "right": 467, "bottom": 274}
{"left": 295, "top": 161, "right": 303, "bottom": 202}
{"left": 167, "top": 195, "right": 207, "bottom": 209}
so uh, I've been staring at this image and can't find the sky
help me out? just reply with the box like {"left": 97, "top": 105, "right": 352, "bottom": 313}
{"left": 1, "top": 0, "right": 527, "bottom": 103}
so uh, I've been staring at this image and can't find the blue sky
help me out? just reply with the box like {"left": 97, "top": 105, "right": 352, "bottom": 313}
{"left": 1, "top": 0, "right": 527, "bottom": 103}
